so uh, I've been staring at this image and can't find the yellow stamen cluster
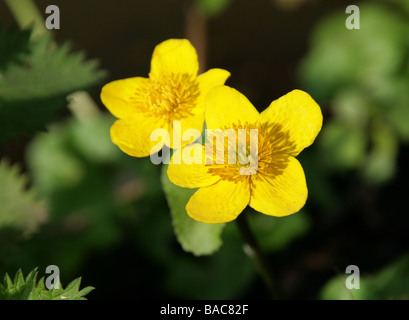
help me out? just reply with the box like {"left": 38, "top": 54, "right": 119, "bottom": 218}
{"left": 205, "top": 121, "right": 257, "bottom": 183}
{"left": 255, "top": 123, "right": 297, "bottom": 179}
{"left": 205, "top": 121, "right": 297, "bottom": 184}
{"left": 132, "top": 73, "right": 200, "bottom": 120}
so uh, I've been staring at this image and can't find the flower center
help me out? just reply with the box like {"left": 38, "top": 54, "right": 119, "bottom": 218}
{"left": 204, "top": 122, "right": 297, "bottom": 183}
{"left": 133, "top": 73, "right": 199, "bottom": 120}
{"left": 205, "top": 121, "right": 258, "bottom": 183}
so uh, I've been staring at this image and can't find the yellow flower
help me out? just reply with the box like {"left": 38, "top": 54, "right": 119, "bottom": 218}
{"left": 100, "top": 39, "right": 230, "bottom": 157}
{"left": 167, "top": 86, "right": 323, "bottom": 223}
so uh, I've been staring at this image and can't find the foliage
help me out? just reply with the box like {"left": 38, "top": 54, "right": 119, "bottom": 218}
{"left": 299, "top": 2, "right": 409, "bottom": 185}
{"left": 296, "top": 0, "right": 409, "bottom": 300}
{"left": 0, "top": 268, "right": 94, "bottom": 300}
{"left": 0, "top": 160, "right": 47, "bottom": 236}
{"left": 1, "top": 0, "right": 409, "bottom": 301}
{"left": 0, "top": 28, "right": 105, "bottom": 143}
{"left": 0, "top": 22, "right": 105, "bottom": 299}
{"left": 161, "top": 164, "right": 225, "bottom": 256}
{"left": 0, "top": 26, "right": 31, "bottom": 72}
{"left": 321, "top": 253, "right": 409, "bottom": 300}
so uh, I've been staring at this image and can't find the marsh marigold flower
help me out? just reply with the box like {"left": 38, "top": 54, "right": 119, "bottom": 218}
{"left": 167, "top": 86, "right": 323, "bottom": 223}
{"left": 100, "top": 39, "right": 230, "bottom": 157}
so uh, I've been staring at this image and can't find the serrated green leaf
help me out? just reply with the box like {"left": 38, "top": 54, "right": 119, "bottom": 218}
{"left": 35, "top": 277, "right": 46, "bottom": 291}
{"left": 0, "top": 160, "right": 47, "bottom": 235}
{"left": 0, "top": 268, "right": 38, "bottom": 300}
{"left": 0, "top": 95, "right": 68, "bottom": 144}
{"left": 161, "top": 164, "right": 225, "bottom": 256}
{"left": 0, "top": 268, "right": 94, "bottom": 300}
{"left": 65, "top": 277, "right": 81, "bottom": 292}
{"left": 77, "top": 285, "right": 95, "bottom": 297}
{"left": 3, "top": 273, "right": 14, "bottom": 289}
{"left": 0, "top": 34, "right": 106, "bottom": 101}
{"left": 0, "top": 33, "right": 106, "bottom": 143}
{"left": 14, "top": 269, "right": 24, "bottom": 287}
{"left": 0, "top": 26, "right": 31, "bottom": 72}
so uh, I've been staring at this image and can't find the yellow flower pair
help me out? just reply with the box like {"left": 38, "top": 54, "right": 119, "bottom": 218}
{"left": 100, "top": 39, "right": 323, "bottom": 224}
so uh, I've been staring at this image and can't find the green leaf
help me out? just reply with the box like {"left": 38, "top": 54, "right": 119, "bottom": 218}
{"left": 0, "top": 33, "right": 106, "bottom": 143}
{"left": 363, "top": 120, "right": 398, "bottom": 184}
{"left": 0, "top": 160, "right": 47, "bottom": 235}
{"left": 387, "top": 0, "right": 409, "bottom": 14}
{"left": 0, "top": 269, "right": 37, "bottom": 300}
{"left": 321, "top": 253, "right": 409, "bottom": 300}
{"left": 248, "top": 210, "right": 311, "bottom": 253}
{"left": 0, "top": 268, "right": 94, "bottom": 300}
{"left": 68, "top": 113, "right": 120, "bottom": 164}
{"left": 161, "top": 164, "right": 225, "bottom": 256}
{"left": 0, "top": 96, "right": 68, "bottom": 144}
{"left": 378, "top": 78, "right": 409, "bottom": 142}
{"left": 299, "top": 3, "right": 409, "bottom": 100}
{"left": 318, "top": 120, "right": 367, "bottom": 170}
{"left": 0, "top": 26, "right": 31, "bottom": 72}
{"left": 164, "top": 222, "right": 255, "bottom": 299}
{"left": 26, "top": 127, "right": 86, "bottom": 195}
{"left": 332, "top": 89, "right": 370, "bottom": 128}
{"left": 0, "top": 34, "right": 106, "bottom": 101}
{"left": 26, "top": 113, "right": 121, "bottom": 196}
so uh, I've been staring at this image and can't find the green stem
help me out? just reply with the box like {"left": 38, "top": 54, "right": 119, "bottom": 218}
{"left": 236, "top": 214, "right": 280, "bottom": 299}
{"left": 4, "top": 0, "right": 47, "bottom": 39}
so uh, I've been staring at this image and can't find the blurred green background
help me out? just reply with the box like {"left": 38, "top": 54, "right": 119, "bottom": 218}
{"left": 0, "top": 0, "right": 409, "bottom": 299}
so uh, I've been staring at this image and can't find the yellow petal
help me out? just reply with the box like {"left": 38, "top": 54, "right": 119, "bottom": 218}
{"left": 100, "top": 77, "right": 149, "bottom": 119}
{"left": 110, "top": 115, "right": 168, "bottom": 157}
{"left": 205, "top": 86, "right": 259, "bottom": 130}
{"left": 150, "top": 39, "right": 199, "bottom": 77}
{"left": 166, "top": 112, "right": 204, "bottom": 149}
{"left": 196, "top": 68, "right": 231, "bottom": 109}
{"left": 186, "top": 179, "right": 250, "bottom": 223}
{"left": 249, "top": 157, "right": 307, "bottom": 217}
{"left": 259, "top": 90, "right": 323, "bottom": 155}
{"left": 165, "top": 68, "right": 230, "bottom": 149}
{"left": 167, "top": 143, "right": 220, "bottom": 188}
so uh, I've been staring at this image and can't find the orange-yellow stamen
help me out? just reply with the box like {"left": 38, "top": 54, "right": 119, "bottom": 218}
{"left": 205, "top": 121, "right": 298, "bottom": 184}
{"left": 131, "top": 73, "right": 199, "bottom": 120}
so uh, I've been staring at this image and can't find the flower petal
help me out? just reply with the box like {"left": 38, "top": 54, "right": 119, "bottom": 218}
{"left": 165, "top": 68, "right": 230, "bottom": 149}
{"left": 259, "top": 90, "right": 323, "bottom": 155}
{"left": 110, "top": 115, "right": 168, "bottom": 157}
{"left": 100, "top": 77, "right": 149, "bottom": 119}
{"left": 166, "top": 112, "right": 204, "bottom": 149}
{"left": 249, "top": 157, "right": 307, "bottom": 217}
{"left": 167, "top": 143, "right": 220, "bottom": 188}
{"left": 196, "top": 68, "right": 231, "bottom": 109}
{"left": 186, "top": 179, "right": 250, "bottom": 223}
{"left": 150, "top": 39, "right": 199, "bottom": 77}
{"left": 205, "top": 86, "right": 259, "bottom": 130}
